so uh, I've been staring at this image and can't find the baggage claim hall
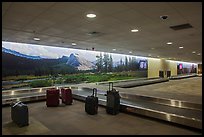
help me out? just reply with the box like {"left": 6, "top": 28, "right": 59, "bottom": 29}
{"left": 2, "top": 2, "right": 202, "bottom": 135}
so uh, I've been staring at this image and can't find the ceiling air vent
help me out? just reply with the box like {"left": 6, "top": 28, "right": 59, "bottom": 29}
{"left": 87, "top": 31, "right": 103, "bottom": 37}
{"left": 170, "top": 23, "right": 193, "bottom": 30}
{"left": 88, "top": 31, "right": 99, "bottom": 35}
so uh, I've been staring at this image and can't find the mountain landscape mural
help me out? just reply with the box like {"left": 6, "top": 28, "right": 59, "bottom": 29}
{"left": 2, "top": 41, "right": 148, "bottom": 78}
{"left": 2, "top": 47, "right": 93, "bottom": 77}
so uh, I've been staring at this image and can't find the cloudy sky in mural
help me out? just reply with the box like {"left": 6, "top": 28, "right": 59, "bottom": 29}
{"left": 2, "top": 41, "right": 147, "bottom": 62}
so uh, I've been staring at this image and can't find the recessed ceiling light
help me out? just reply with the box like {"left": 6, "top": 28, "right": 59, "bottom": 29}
{"left": 179, "top": 46, "right": 184, "bottom": 49}
{"left": 148, "top": 54, "right": 151, "bottom": 56}
{"left": 167, "top": 42, "right": 172, "bottom": 45}
{"left": 112, "top": 49, "right": 116, "bottom": 51}
{"left": 33, "top": 37, "right": 40, "bottom": 41}
{"left": 157, "top": 56, "right": 160, "bottom": 58}
{"left": 71, "top": 43, "right": 77, "bottom": 46}
{"left": 197, "top": 53, "right": 201, "bottom": 56}
{"left": 131, "top": 29, "right": 139, "bottom": 32}
{"left": 86, "top": 14, "right": 96, "bottom": 18}
{"left": 129, "top": 51, "right": 132, "bottom": 53}
{"left": 151, "top": 48, "right": 155, "bottom": 50}
{"left": 192, "top": 51, "right": 196, "bottom": 54}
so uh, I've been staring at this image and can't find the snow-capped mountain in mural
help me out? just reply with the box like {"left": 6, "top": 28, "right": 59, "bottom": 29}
{"left": 2, "top": 47, "right": 95, "bottom": 71}
{"left": 2, "top": 47, "right": 42, "bottom": 60}
{"left": 66, "top": 53, "right": 95, "bottom": 70}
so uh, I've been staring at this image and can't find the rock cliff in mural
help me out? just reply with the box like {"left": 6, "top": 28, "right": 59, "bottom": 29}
{"left": 66, "top": 53, "right": 95, "bottom": 70}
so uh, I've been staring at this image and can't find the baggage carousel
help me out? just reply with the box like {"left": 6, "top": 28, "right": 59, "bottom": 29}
{"left": 169, "top": 74, "right": 197, "bottom": 80}
{"left": 2, "top": 86, "right": 202, "bottom": 130}
{"left": 99, "top": 78, "right": 169, "bottom": 88}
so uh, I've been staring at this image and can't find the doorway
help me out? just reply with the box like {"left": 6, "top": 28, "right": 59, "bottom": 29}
{"left": 159, "top": 71, "right": 164, "bottom": 78}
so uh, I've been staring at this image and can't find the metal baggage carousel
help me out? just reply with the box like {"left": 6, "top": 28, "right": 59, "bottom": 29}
{"left": 169, "top": 74, "right": 197, "bottom": 80}
{"left": 99, "top": 78, "right": 169, "bottom": 88}
{"left": 2, "top": 86, "right": 202, "bottom": 130}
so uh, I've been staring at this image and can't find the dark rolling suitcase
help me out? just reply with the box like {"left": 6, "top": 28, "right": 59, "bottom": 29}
{"left": 11, "top": 101, "right": 29, "bottom": 127}
{"left": 46, "top": 88, "right": 60, "bottom": 107}
{"left": 61, "top": 88, "right": 73, "bottom": 105}
{"left": 85, "top": 88, "right": 98, "bottom": 115}
{"left": 106, "top": 82, "right": 120, "bottom": 115}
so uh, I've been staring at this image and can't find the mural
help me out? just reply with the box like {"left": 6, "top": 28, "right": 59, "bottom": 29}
{"left": 177, "top": 62, "right": 197, "bottom": 75}
{"left": 2, "top": 41, "right": 148, "bottom": 88}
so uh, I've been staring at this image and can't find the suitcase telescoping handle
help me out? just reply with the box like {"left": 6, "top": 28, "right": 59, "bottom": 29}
{"left": 109, "top": 82, "right": 113, "bottom": 91}
{"left": 12, "top": 101, "right": 22, "bottom": 107}
{"left": 92, "top": 88, "right": 97, "bottom": 97}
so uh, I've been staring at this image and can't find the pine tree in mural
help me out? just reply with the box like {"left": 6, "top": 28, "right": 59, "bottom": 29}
{"left": 128, "top": 57, "right": 132, "bottom": 71}
{"left": 117, "top": 58, "right": 124, "bottom": 72}
{"left": 103, "top": 53, "right": 109, "bottom": 73}
{"left": 96, "top": 53, "right": 103, "bottom": 72}
{"left": 132, "top": 57, "right": 137, "bottom": 71}
{"left": 125, "top": 56, "right": 128, "bottom": 71}
{"left": 108, "top": 54, "right": 113, "bottom": 72}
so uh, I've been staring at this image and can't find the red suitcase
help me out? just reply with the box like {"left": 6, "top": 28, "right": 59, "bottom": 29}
{"left": 46, "top": 89, "right": 60, "bottom": 107}
{"left": 61, "top": 88, "right": 73, "bottom": 105}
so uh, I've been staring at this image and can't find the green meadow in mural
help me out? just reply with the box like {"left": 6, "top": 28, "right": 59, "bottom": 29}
{"left": 2, "top": 41, "right": 147, "bottom": 89}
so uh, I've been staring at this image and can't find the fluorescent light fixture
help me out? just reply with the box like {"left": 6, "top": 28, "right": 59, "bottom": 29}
{"left": 131, "top": 29, "right": 139, "bottom": 32}
{"left": 112, "top": 49, "right": 116, "bottom": 51}
{"left": 197, "top": 53, "right": 201, "bottom": 56}
{"left": 167, "top": 42, "right": 172, "bottom": 45}
{"left": 33, "top": 37, "right": 40, "bottom": 41}
{"left": 157, "top": 56, "right": 160, "bottom": 58}
{"left": 192, "top": 51, "right": 196, "bottom": 54}
{"left": 71, "top": 43, "right": 77, "bottom": 46}
{"left": 148, "top": 54, "right": 151, "bottom": 56}
{"left": 179, "top": 46, "right": 184, "bottom": 49}
{"left": 129, "top": 51, "right": 132, "bottom": 53}
{"left": 86, "top": 14, "right": 96, "bottom": 18}
{"left": 151, "top": 48, "right": 155, "bottom": 50}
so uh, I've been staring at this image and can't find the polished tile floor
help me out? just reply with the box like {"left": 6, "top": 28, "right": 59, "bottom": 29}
{"left": 2, "top": 100, "right": 201, "bottom": 135}
{"left": 2, "top": 77, "right": 202, "bottom": 135}
{"left": 76, "top": 77, "right": 202, "bottom": 104}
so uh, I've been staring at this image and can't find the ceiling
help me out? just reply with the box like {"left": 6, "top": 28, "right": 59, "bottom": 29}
{"left": 2, "top": 2, "right": 202, "bottom": 63}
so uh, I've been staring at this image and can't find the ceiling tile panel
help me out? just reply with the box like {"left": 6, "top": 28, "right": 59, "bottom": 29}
{"left": 2, "top": 2, "right": 202, "bottom": 62}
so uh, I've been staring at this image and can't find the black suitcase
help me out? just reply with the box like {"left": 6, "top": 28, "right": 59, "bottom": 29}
{"left": 106, "top": 82, "right": 120, "bottom": 115}
{"left": 11, "top": 101, "right": 29, "bottom": 127}
{"left": 85, "top": 88, "right": 98, "bottom": 115}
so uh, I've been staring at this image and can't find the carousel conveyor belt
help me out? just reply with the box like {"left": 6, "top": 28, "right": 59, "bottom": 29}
{"left": 100, "top": 78, "right": 169, "bottom": 88}
{"left": 2, "top": 87, "right": 202, "bottom": 130}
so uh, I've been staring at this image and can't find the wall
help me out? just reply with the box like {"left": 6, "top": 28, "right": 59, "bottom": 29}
{"left": 2, "top": 41, "right": 198, "bottom": 80}
{"left": 148, "top": 58, "right": 177, "bottom": 78}
{"left": 198, "top": 64, "right": 202, "bottom": 74}
{"left": 147, "top": 58, "right": 162, "bottom": 78}
{"left": 166, "top": 60, "right": 177, "bottom": 76}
